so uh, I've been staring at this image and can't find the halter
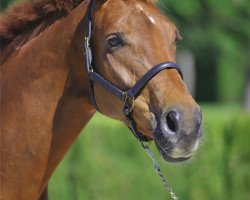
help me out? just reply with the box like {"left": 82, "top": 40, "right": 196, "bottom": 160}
{"left": 84, "top": 0, "right": 183, "bottom": 142}
{"left": 84, "top": 0, "right": 182, "bottom": 199}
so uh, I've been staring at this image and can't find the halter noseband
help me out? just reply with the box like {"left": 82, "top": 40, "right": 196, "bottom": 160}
{"left": 84, "top": 0, "right": 183, "bottom": 142}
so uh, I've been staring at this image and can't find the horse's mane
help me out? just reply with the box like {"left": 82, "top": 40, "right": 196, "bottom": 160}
{"left": 0, "top": 0, "right": 85, "bottom": 52}
{"left": 0, "top": 0, "right": 156, "bottom": 53}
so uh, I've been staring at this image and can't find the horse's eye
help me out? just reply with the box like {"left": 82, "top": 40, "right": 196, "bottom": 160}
{"left": 106, "top": 34, "right": 124, "bottom": 51}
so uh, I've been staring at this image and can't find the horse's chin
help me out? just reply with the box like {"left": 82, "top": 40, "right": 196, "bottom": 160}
{"left": 126, "top": 123, "right": 193, "bottom": 163}
{"left": 136, "top": 129, "right": 191, "bottom": 163}
{"left": 154, "top": 139, "right": 191, "bottom": 163}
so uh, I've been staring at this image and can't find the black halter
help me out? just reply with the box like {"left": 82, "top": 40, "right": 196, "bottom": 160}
{"left": 84, "top": 0, "right": 183, "bottom": 142}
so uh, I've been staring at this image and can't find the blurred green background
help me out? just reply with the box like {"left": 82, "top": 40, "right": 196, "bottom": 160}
{"left": 1, "top": 0, "right": 250, "bottom": 199}
{"left": 49, "top": 108, "right": 250, "bottom": 200}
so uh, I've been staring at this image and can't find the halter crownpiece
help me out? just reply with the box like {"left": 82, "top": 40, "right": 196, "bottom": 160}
{"left": 84, "top": 0, "right": 182, "bottom": 199}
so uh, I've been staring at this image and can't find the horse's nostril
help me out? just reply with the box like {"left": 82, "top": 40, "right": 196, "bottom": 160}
{"left": 160, "top": 108, "right": 202, "bottom": 144}
{"left": 166, "top": 111, "right": 179, "bottom": 133}
{"left": 160, "top": 109, "right": 180, "bottom": 143}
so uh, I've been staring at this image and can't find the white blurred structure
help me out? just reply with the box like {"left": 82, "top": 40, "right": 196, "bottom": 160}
{"left": 177, "top": 49, "right": 196, "bottom": 97}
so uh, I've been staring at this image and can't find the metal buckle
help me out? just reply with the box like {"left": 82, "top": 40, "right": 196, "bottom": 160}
{"left": 124, "top": 92, "right": 135, "bottom": 114}
{"left": 83, "top": 37, "right": 90, "bottom": 55}
{"left": 85, "top": 37, "right": 90, "bottom": 48}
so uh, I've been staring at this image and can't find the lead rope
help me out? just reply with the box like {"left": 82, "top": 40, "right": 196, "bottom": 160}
{"left": 141, "top": 142, "right": 178, "bottom": 200}
{"left": 126, "top": 108, "right": 178, "bottom": 200}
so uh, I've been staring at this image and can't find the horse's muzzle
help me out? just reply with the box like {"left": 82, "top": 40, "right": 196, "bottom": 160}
{"left": 154, "top": 108, "right": 203, "bottom": 162}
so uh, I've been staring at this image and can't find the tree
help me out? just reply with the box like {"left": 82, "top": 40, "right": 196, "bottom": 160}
{"left": 158, "top": 0, "right": 250, "bottom": 103}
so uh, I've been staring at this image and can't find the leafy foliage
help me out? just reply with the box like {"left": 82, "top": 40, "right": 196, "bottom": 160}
{"left": 1, "top": 0, "right": 16, "bottom": 12}
{"left": 158, "top": 0, "right": 250, "bottom": 103}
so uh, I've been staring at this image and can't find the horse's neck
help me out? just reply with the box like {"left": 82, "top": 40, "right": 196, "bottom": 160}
{"left": 36, "top": 0, "right": 96, "bottom": 194}
{"left": 1, "top": 1, "right": 95, "bottom": 199}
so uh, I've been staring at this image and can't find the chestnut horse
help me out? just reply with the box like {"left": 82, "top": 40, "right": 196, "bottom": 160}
{"left": 0, "top": 0, "right": 203, "bottom": 199}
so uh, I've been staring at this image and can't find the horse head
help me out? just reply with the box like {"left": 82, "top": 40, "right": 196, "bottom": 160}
{"left": 88, "top": 0, "right": 203, "bottom": 162}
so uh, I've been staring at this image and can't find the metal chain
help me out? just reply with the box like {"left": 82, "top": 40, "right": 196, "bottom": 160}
{"left": 141, "top": 142, "right": 179, "bottom": 200}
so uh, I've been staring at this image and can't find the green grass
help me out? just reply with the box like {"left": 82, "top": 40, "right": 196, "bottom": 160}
{"left": 49, "top": 104, "right": 250, "bottom": 200}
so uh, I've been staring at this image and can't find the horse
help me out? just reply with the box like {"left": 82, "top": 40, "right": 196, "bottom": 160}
{"left": 0, "top": 0, "right": 203, "bottom": 199}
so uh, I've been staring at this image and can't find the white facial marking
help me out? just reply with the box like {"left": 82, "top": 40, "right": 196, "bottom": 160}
{"left": 136, "top": 4, "right": 156, "bottom": 24}
{"left": 148, "top": 16, "right": 155, "bottom": 24}
{"left": 136, "top": 4, "right": 144, "bottom": 11}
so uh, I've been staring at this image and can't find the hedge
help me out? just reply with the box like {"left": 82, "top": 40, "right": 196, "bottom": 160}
{"left": 49, "top": 105, "right": 250, "bottom": 200}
